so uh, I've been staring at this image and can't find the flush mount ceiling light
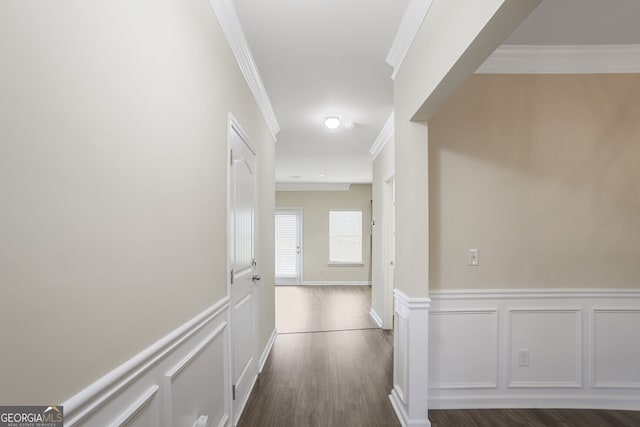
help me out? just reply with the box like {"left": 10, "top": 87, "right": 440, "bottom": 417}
{"left": 324, "top": 115, "right": 342, "bottom": 130}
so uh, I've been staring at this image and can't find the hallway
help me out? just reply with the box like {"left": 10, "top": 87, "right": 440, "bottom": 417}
{"left": 238, "top": 285, "right": 400, "bottom": 427}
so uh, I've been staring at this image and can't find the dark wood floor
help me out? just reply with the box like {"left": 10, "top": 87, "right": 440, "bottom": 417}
{"left": 238, "top": 328, "right": 400, "bottom": 427}
{"left": 276, "top": 285, "right": 378, "bottom": 333}
{"left": 429, "top": 408, "right": 640, "bottom": 427}
{"left": 240, "top": 285, "right": 640, "bottom": 427}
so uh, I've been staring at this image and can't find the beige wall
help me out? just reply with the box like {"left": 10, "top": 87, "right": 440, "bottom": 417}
{"left": 276, "top": 185, "right": 372, "bottom": 283}
{"left": 429, "top": 73, "right": 640, "bottom": 290}
{"left": 0, "top": 0, "right": 275, "bottom": 404}
{"left": 393, "top": 0, "right": 539, "bottom": 297}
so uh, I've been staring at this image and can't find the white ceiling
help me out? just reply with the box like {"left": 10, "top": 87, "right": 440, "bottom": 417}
{"left": 234, "top": 0, "right": 640, "bottom": 185}
{"left": 234, "top": 0, "right": 407, "bottom": 184}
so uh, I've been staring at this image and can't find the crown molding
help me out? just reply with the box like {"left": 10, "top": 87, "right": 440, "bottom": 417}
{"left": 369, "top": 111, "right": 394, "bottom": 159}
{"left": 209, "top": 0, "right": 280, "bottom": 140}
{"left": 276, "top": 183, "right": 352, "bottom": 192}
{"left": 477, "top": 44, "right": 640, "bottom": 74}
{"left": 386, "top": 0, "right": 433, "bottom": 80}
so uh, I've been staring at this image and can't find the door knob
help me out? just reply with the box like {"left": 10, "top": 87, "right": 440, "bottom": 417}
{"left": 252, "top": 275, "right": 261, "bottom": 282}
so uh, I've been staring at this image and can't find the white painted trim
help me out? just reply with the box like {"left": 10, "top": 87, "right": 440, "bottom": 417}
{"left": 391, "top": 289, "right": 431, "bottom": 426}
{"left": 429, "top": 309, "right": 499, "bottom": 390}
{"left": 109, "top": 385, "right": 159, "bottom": 427}
{"left": 258, "top": 329, "right": 277, "bottom": 373}
{"left": 369, "top": 308, "right": 383, "bottom": 328}
{"left": 164, "top": 324, "right": 227, "bottom": 424}
{"left": 369, "top": 111, "right": 394, "bottom": 159}
{"left": 166, "top": 323, "right": 227, "bottom": 381}
{"left": 429, "top": 289, "right": 640, "bottom": 410}
{"left": 208, "top": 0, "right": 280, "bottom": 140}
{"left": 394, "top": 288, "right": 431, "bottom": 311}
{"left": 430, "top": 395, "right": 640, "bottom": 411}
{"left": 389, "top": 388, "right": 432, "bottom": 427}
{"left": 477, "top": 44, "right": 640, "bottom": 74}
{"left": 430, "top": 289, "right": 640, "bottom": 300}
{"left": 386, "top": 0, "right": 434, "bottom": 80}
{"left": 507, "top": 308, "right": 582, "bottom": 389}
{"left": 216, "top": 415, "right": 229, "bottom": 427}
{"left": 276, "top": 183, "right": 352, "bottom": 192}
{"left": 381, "top": 174, "right": 395, "bottom": 331}
{"left": 591, "top": 308, "right": 640, "bottom": 389}
{"left": 62, "top": 298, "right": 230, "bottom": 426}
{"left": 302, "top": 281, "right": 371, "bottom": 286}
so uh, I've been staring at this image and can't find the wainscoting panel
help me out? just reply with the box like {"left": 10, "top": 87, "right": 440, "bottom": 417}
{"left": 428, "top": 289, "right": 640, "bottom": 410}
{"left": 389, "top": 289, "right": 431, "bottom": 427}
{"left": 592, "top": 308, "right": 640, "bottom": 388}
{"left": 508, "top": 309, "right": 581, "bottom": 388}
{"left": 429, "top": 310, "right": 498, "bottom": 389}
{"left": 111, "top": 386, "right": 160, "bottom": 427}
{"left": 62, "top": 298, "right": 235, "bottom": 427}
{"left": 165, "top": 324, "right": 228, "bottom": 427}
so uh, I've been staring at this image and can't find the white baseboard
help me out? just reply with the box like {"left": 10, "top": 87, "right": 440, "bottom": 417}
{"left": 258, "top": 329, "right": 277, "bottom": 373}
{"left": 369, "top": 308, "right": 383, "bottom": 328}
{"left": 428, "top": 289, "right": 640, "bottom": 410}
{"left": 62, "top": 298, "right": 231, "bottom": 427}
{"left": 429, "top": 394, "right": 640, "bottom": 410}
{"left": 390, "top": 388, "right": 431, "bottom": 427}
{"left": 302, "top": 281, "right": 371, "bottom": 286}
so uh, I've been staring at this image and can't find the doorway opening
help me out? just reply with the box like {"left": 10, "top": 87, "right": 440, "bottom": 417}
{"left": 274, "top": 208, "right": 302, "bottom": 286}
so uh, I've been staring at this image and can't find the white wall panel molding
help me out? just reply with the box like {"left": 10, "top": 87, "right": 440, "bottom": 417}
{"left": 428, "top": 289, "right": 640, "bottom": 410}
{"left": 591, "top": 308, "right": 640, "bottom": 389}
{"left": 258, "top": 329, "right": 277, "bottom": 373}
{"left": 390, "top": 289, "right": 431, "bottom": 427}
{"left": 429, "top": 310, "right": 498, "bottom": 390}
{"left": 109, "top": 385, "right": 160, "bottom": 427}
{"left": 164, "top": 324, "right": 228, "bottom": 427}
{"left": 477, "top": 44, "right": 640, "bottom": 74}
{"left": 430, "top": 289, "right": 640, "bottom": 300}
{"left": 62, "top": 298, "right": 231, "bottom": 426}
{"left": 369, "top": 111, "right": 394, "bottom": 160}
{"left": 386, "top": 0, "right": 434, "bottom": 80}
{"left": 209, "top": 0, "right": 280, "bottom": 140}
{"left": 507, "top": 309, "right": 582, "bottom": 388}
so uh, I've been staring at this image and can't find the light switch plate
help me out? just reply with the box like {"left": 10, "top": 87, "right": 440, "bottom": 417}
{"left": 468, "top": 249, "right": 479, "bottom": 266}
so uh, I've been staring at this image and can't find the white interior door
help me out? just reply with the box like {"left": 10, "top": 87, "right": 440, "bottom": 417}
{"left": 383, "top": 176, "right": 396, "bottom": 330}
{"left": 274, "top": 209, "right": 302, "bottom": 285}
{"left": 228, "top": 118, "right": 258, "bottom": 424}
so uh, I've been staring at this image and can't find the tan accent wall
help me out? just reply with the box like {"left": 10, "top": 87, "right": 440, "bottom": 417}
{"left": 0, "top": 0, "right": 275, "bottom": 403}
{"left": 392, "top": 0, "right": 539, "bottom": 297}
{"left": 429, "top": 74, "right": 640, "bottom": 290}
{"left": 276, "top": 185, "right": 372, "bottom": 283}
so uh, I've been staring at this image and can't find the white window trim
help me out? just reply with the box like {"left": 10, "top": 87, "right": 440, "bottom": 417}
{"left": 328, "top": 209, "right": 363, "bottom": 264}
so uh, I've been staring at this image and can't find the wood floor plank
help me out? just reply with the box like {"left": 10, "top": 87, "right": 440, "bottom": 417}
{"left": 276, "top": 285, "right": 378, "bottom": 333}
{"left": 238, "top": 329, "right": 399, "bottom": 427}
{"left": 429, "top": 408, "right": 640, "bottom": 427}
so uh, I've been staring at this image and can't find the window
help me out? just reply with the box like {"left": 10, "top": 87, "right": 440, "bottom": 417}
{"left": 329, "top": 210, "right": 362, "bottom": 264}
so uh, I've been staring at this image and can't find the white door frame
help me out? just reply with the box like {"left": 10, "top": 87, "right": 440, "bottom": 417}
{"left": 226, "top": 113, "right": 259, "bottom": 424}
{"left": 275, "top": 207, "right": 303, "bottom": 286}
{"left": 382, "top": 172, "right": 395, "bottom": 330}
